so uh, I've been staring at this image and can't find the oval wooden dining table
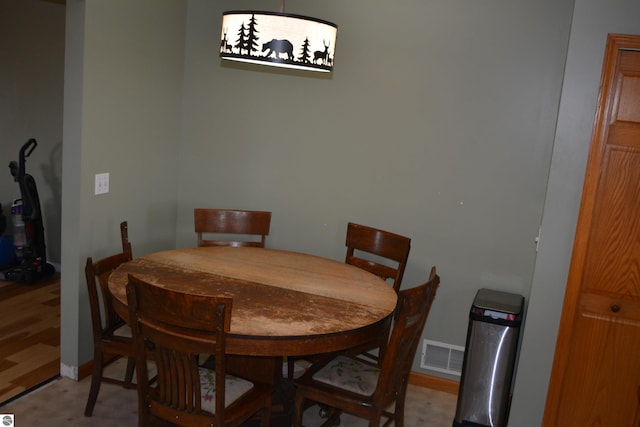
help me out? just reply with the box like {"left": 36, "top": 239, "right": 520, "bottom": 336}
{"left": 108, "top": 246, "right": 398, "bottom": 358}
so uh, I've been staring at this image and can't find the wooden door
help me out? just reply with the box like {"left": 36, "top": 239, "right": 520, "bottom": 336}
{"left": 543, "top": 34, "right": 640, "bottom": 426}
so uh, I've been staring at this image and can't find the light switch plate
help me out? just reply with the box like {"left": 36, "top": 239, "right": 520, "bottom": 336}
{"left": 95, "top": 173, "right": 109, "bottom": 195}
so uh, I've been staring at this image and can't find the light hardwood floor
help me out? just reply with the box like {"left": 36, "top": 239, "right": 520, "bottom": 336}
{"left": 0, "top": 274, "right": 60, "bottom": 404}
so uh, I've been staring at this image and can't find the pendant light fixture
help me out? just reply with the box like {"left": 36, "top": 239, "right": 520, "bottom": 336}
{"left": 220, "top": 0, "right": 338, "bottom": 73}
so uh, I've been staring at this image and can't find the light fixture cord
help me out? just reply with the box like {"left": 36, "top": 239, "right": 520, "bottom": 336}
{"left": 280, "top": 0, "right": 285, "bottom": 13}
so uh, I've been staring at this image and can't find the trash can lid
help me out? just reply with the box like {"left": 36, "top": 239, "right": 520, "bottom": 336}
{"left": 472, "top": 288, "right": 523, "bottom": 315}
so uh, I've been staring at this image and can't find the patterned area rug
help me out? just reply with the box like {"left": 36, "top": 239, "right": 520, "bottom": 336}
{"left": 1, "top": 355, "right": 457, "bottom": 426}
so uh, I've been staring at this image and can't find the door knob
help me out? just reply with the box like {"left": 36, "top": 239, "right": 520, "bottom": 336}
{"left": 610, "top": 304, "right": 621, "bottom": 313}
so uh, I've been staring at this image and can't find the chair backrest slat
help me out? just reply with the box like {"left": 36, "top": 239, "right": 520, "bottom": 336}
{"left": 120, "top": 221, "right": 133, "bottom": 258}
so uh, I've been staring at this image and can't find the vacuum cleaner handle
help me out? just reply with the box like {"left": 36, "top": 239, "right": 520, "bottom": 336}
{"left": 20, "top": 138, "right": 37, "bottom": 159}
{"left": 18, "top": 138, "right": 37, "bottom": 176}
{"left": 9, "top": 138, "right": 37, "bottom": 182}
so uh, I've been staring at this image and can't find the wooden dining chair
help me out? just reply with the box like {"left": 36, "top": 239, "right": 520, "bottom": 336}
{"left": 84, "top": 251, "right": 136, "bottom": 417}
{"left": 126, "top": 274, "right": 272, "bottom": 427}
{"left": 343, "top": 222, "right": 412, "bottom": 365}
{"left": 286, "top": 222, "right": 411, "bottom": 379}
{"left": 292, "top": 267, "right": 440, "bottom": 427}
{"left": 194, "top": 208, "right": 272, "bottom": 248}
{"left": 344, "top": 222, "right": 411, "bottom": 292}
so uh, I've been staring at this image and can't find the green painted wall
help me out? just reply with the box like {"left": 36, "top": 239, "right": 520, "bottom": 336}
{"left": 61, "top": 0, "right": 186, "bottom": 373}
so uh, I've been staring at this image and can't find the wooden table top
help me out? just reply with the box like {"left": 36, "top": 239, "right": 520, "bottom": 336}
{"left": 109, "top": 247, "right": 397, "bottom": 357}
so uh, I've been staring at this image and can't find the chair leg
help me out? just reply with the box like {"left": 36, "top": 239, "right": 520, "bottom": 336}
{"left": 368, "top": 409, "right": 383, "bottom": 427}
{"left": 124, "top": 356, "right": 135, "bottom": 384}
{"left": 394, "top": 385, "right": 408, "bottom": 427}
{"left": 293, "top": 390, "right": 305, "bottom": 427}
{"left": 260, "top": 404, "right": 272, "bottom": 427}
{"left": 84, "top": 352, "right": 104, "bottom": 417}
{"left": 395, "top": 406, "right": 405, "bottom": 427}
{"left": 287, "top": 357, "right": 295, "bottom": 379}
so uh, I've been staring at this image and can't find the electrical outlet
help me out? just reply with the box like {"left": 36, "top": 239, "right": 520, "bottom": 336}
{"left": 95, "top": 173, "right": 109, "bottom": 195}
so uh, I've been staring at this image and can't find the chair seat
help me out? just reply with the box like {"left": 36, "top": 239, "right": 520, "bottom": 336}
{"left": 198, "top": 367, "right": 254, "bottom": 412}
{"left": 312, "top": 355, "right": 379, "bottom": 396}
{"left": 113, "top": 324, "right": 132, "bottom": 338}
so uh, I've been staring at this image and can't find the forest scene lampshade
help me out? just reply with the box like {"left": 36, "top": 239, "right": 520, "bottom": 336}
{"left": 220, "top": 11, "right": 338, "bottom": 73}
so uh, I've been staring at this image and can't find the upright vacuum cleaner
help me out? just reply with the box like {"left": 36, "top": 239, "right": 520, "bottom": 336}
{"left": 1, "top": 138, "right": 55, "bottom": 284}
{"left": 0, "top": 203, "right": 12, "bottom": 267}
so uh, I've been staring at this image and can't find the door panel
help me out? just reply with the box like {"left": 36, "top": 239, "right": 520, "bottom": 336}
{"left": 543, "top": 35, "right": 640, "bottom": 426}
{"left": 556, "top": 316, "right": 640, "bottom": 425}
{"left": 583, "top": 147, "right": 640, "bottom": 298}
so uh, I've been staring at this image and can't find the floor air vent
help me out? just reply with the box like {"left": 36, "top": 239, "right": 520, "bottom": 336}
{"left": 420, "top": 340, "right": 465, "bottom": 376}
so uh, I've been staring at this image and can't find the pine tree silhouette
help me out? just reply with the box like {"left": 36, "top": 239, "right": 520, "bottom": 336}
{"left": 246, "top": 14, "right": 260, "bottom": 56}
{"left": 233, "top": 22, "right": 248, "bottom": 55}
{"left": 298, "top": 37, "right": 312, "bottom": 64}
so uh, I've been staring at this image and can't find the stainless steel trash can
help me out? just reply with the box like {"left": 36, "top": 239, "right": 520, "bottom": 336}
{"left": 453, "top": 288, "right": 524, "bottom": 427}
